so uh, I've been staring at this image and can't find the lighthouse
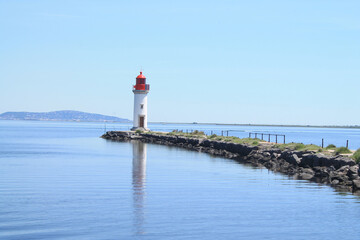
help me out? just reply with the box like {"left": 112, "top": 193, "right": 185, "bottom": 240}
{"left": 131, "top": 71, "right": 150, "bottom": 131}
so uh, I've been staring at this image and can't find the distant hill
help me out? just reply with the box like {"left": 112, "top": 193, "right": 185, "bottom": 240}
{"left": 0, "top": 110, "right": 131, "bottom": 122}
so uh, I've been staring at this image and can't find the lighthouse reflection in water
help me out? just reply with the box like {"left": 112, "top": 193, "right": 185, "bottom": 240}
{"left": 132, "top": 141, "right": 147, "bottom": 235}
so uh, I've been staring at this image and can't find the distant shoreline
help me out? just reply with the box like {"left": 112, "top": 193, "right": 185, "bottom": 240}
{"left": 0, "top": 110, "right": 131, "bottom": 123}
{"left": 1, "top": 119, "right": 359, "bottom": 129}
{"left": 0, "top": 119, "right": 131, "bottom": 123}
{"left": 149, "top": 122, "right": 360, "bottom": 129}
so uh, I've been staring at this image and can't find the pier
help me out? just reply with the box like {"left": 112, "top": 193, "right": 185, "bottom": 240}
{"left": 101, "top": 131, "right": 360, "bottom": 193}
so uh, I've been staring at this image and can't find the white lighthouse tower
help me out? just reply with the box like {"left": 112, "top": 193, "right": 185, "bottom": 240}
{"left": 131, "top": 71, "right": 150, "bottom": 131}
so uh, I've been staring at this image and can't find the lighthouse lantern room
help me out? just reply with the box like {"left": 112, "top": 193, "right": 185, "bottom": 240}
{"left": 131, "top": 71, "right": 150, "bottom": 131}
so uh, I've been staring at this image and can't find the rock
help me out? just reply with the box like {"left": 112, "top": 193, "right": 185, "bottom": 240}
{"left": 333, "top": 156, "right": 356, "bottom": 169}
{"left": 263, "top": 152, "right": 270, "bottom": 157}
{"left": 330, "top": 170, "right": 349, "bottom": 184}
{"left": 349, "top": 165, "right": 359, "bottom": 175}
{"left": 302, "top": 154, "right": 356, "bottom": 169}
{"left": 313, "top": 166, "right": 330, "bottom": 180}
{"left": 345, "top": 181, "right": 353, "bottom": 186}
{"left": 300, "top": 173, "right": 314, "bottom": 180}
{"left": 292, "top": 154, "right": 302, "bottom": 165}
{"left": 272, "top": 152, "right": 280, "bottom": 159}
{"left": 331, "top": 179, "right": 340, "bottom": 185}
{"left": 337, "top": 165, "right": 350, "bottom": 174}
{"left": 281, "top": 152, "right": 301, "bottom": 166}
{"left": 347, "top": 166, "right": 359, "bottom": 180}
{"left": 352, "top": 180, "right": 360, "bottom": 190}
{"left": 300, "top": 154, "right": 314, "bottom": 167}
{"left": 302, "top": 168, "right": 315, "bottom": 175}
{"left": 287, "top": 166, "right": 296, "bottom": 175}
{"left": 349, "top": 174, "right": 360, "bottom": 180}
{"left": 297, "top": 168, "right": 315, "bottom": 180}
{"left": 200, "top": 139, "right": 211, "bottom": 147}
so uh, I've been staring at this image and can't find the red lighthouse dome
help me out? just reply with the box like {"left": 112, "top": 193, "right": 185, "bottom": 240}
{"left": 133, "top": 71, "right": 150, "bottom": 91}
{"left": 136, "top": 72, "right": 146, "bottom": 79}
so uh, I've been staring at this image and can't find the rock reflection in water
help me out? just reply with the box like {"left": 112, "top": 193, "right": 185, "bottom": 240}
{"left": 132, "top": 141, "right": 147, "bottom": 235}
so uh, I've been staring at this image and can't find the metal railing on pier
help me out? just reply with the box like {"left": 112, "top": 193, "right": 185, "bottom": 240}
{"left": 248, "top": 132, "right": 286, "bottom": 144}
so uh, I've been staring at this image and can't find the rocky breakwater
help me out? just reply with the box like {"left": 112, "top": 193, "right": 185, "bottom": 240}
{"left": 101, "top": 131, "right": 360, "bottom": 193}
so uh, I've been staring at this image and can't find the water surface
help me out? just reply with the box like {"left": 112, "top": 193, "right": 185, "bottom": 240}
{"left": 0, "top": 121, "right": 359, "bottom": 239}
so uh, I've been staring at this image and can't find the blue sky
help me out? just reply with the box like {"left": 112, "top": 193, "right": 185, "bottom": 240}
{"left": 1, "top": 0, "right": 359, "bottom": 125}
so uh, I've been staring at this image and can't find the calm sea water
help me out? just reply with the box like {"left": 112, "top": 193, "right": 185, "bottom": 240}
{"left": 0, "top": 120, "right": 360, "bottom": 240}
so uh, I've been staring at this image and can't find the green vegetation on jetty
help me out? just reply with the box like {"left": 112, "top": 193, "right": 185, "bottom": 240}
{"left": 353, "top": 149, "right": 360, "bottom": 163}
{"left": 335, "top": 147, "right": 352, "bottom": 155}
{"left": 326, "top": 144, "right": 337, "bottom": 150}
{"left": 145, "top": 129, "right": 357, "bottom": 159}
{"left": 162, "top": 130, "right": 265, "bottom": 146}
{"left": 276, "top": 143, "right": 322, "bottom": 151}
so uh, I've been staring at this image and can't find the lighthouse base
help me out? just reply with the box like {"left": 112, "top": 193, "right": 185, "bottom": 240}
{"left": 131, "top": 127, "right": 150, "bottom": 132}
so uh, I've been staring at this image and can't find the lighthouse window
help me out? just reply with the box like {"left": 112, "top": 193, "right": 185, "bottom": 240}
{"left": 140, "top": 104, "right": 144, "bottom": 109}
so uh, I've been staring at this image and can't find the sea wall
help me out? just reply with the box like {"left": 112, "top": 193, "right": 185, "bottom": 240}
{"left": 101, "top": 131, "right": 360, "bottom": 193}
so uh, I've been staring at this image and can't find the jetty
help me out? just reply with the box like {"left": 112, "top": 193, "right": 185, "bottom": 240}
{"left": 101, "top": 131, "right": 360, "bottom": 193}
